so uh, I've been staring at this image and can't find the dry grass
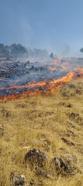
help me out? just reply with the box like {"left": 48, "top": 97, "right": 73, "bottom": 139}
{"left": 0, "top": 79, "right": 83, "bottom": 186}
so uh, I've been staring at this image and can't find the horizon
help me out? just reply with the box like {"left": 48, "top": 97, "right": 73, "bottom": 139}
{"left": 0, "top": 0, "right": 83, "bottom": 57}
{"left": 0, "top": 42, "right": 83, "bottom": 59}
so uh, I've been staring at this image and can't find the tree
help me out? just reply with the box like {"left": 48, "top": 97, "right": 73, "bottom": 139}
{"left": 80, "top": 48, "right": 83, "bottom": 53}
{"left": 50, "top": 52, "right": 54, "bottom": 59}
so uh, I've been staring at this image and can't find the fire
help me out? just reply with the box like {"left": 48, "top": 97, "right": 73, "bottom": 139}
{"left": 76, "top": 67, "right": 83, "bottom": 75}
{"left": 0, "top": 72, "right": 74, "bottom": 92}
{"left": 0, "top": 68, "right": 83, "bottom": 101}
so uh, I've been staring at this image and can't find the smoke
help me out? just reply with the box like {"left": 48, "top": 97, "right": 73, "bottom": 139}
{"left": 17, "top": 17, "right": 33, "bottom": 47}
{"left": 60, "top": 45, "right": 71, "bottom": 57}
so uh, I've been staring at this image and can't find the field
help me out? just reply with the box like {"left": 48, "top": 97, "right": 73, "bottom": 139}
{"left": 0, "top": 78, "right": 83, "bottom": 186}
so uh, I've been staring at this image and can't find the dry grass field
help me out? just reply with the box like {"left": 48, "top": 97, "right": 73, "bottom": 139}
{"left": 0, "top": 78, "right": 83, "bottom": 186}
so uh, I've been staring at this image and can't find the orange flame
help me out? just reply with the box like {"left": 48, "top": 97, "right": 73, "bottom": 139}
{"left": 0, "top": 68, "right": 83, "bottom": 101}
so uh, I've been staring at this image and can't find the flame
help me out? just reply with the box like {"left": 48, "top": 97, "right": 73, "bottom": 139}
{"left": 0, "top": 81, "right": 46, "bottom": 91}
{"left": 0, "top": 68, "right": 83, "bottom": 101}
{"left": 76, "top": 67, "right": 83, "bottom": 75}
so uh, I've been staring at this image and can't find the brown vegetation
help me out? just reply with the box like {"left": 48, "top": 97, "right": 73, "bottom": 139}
{"left": 0, "top": 79, "right": 83, "bottom": 186}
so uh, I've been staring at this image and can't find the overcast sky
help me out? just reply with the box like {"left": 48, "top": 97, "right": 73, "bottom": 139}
{"left": 0, "top": 0, "right": 83, "bottom": 56}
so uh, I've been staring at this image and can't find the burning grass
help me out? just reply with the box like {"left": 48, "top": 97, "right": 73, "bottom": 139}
{"left": 0, "top": 68, "right": 83, "bottom": 101}
{"left": 0, "top": 78, "right": 83, "bottom": 186}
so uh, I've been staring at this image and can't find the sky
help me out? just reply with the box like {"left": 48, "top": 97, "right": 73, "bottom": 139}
{"left": 0, "top": 0, "right": 83, "bottom": 56}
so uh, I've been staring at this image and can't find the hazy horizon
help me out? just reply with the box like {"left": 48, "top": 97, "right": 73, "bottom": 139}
{"left": 0, "top": 0, "right": 83, "bottom": 57}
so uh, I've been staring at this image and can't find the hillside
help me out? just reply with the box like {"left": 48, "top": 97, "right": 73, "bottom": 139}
{"left": 0, "top": 78, "right": 83, "bottom": 186}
